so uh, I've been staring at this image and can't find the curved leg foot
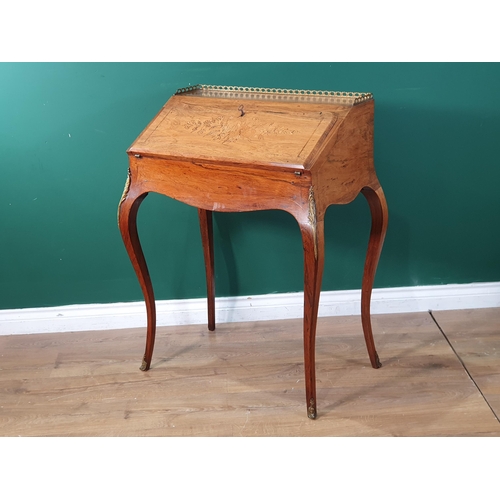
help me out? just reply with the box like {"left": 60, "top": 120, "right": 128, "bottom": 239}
{"left": 298, "top": 200, "right": 325, "bottom": 419}
{"left": 361, "top": 184, "right": 388, "bottom": 369}
{"left": 118, "top": 174, "right": 156, "bottom": 371}
{"left": 198, "top": 209, "right": 215, "bottom": 331}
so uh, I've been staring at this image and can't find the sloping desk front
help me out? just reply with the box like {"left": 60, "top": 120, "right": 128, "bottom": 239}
{"left": 118, "top": 85, "right": 388, "bottom": 419}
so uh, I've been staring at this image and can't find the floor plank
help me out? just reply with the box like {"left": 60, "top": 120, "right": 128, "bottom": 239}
{"left": 0, "top": 311, "right": 499, "bottom": 436}
{"left": 431, "top": 307, "right": 500, "bottom": 421}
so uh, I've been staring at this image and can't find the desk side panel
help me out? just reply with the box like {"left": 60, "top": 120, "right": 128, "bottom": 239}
{"left": 311, "top": 100, "right": 379, "bottom": 211}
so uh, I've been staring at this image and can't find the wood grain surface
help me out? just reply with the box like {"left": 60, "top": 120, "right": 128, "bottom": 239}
{"left": 129, "top": 95, "right": 347, "bottom": 168}
{"left": 431, "top": 308, "right": 500, "bottom": 419}
{"left": 1, "top": 311, "right": 498, "bottom": 436}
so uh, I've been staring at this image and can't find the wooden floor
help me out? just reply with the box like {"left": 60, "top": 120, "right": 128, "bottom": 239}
{"left": 0, "top": 308, "right": 499, "bottom": 436}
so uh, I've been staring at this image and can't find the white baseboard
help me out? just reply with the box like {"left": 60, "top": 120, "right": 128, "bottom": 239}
{"left": 0, "top": 282, "right": 499, "bottom": 336}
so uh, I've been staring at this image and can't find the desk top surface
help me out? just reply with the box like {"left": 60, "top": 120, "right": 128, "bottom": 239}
{"left": 128, "top": 85, "right": 373, "bottom": 169}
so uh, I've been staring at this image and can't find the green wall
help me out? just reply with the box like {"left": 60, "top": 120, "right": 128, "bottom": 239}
{"left": 1, "top": 63, "right": 499, "bottom": 309}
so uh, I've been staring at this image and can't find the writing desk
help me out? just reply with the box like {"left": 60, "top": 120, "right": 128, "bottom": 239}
{"left": 118, "top": 85, "right": 388, "bottom": 419}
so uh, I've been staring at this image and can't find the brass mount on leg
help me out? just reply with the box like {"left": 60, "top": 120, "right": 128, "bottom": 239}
{"left": 140, "top": 356, "right": 149, "bottom": 371}
{"left": 307, "top": 398, "right": 317, "bottom": 419}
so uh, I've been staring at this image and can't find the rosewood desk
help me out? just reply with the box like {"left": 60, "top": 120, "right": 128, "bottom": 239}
{"left": 118, "top": 84, "right": 388, "bottom": 419}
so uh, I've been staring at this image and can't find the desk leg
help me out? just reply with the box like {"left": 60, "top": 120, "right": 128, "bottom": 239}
{"left": 361, "top": 185, "right": 388, "bottom": 369}
{"left": 299, "top": 216, "right": 325, "bottom": 419}
{"left": 198, "top": 209, "right": 215, "bottom": 331}
{"left": 118, "top": 186, "right": 156, "bottom": 372}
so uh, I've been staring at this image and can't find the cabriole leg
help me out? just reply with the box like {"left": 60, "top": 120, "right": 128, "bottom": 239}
{"left": 118, "top": 174, "right": 156, "bottom": 371}
{"left": 298, "top": 197, "right": 325, "bottom": 419}
{"left": 360, "top": 184, "right": 389, "bottom": 369}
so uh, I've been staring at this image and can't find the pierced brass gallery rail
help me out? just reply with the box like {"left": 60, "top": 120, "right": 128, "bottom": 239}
{"left": 175, "top": 84, "right": 373, "bottom": 105}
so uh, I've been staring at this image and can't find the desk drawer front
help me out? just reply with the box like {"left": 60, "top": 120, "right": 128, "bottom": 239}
{"left": 129, "top": 157, "right": 311, "bottom": 217}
